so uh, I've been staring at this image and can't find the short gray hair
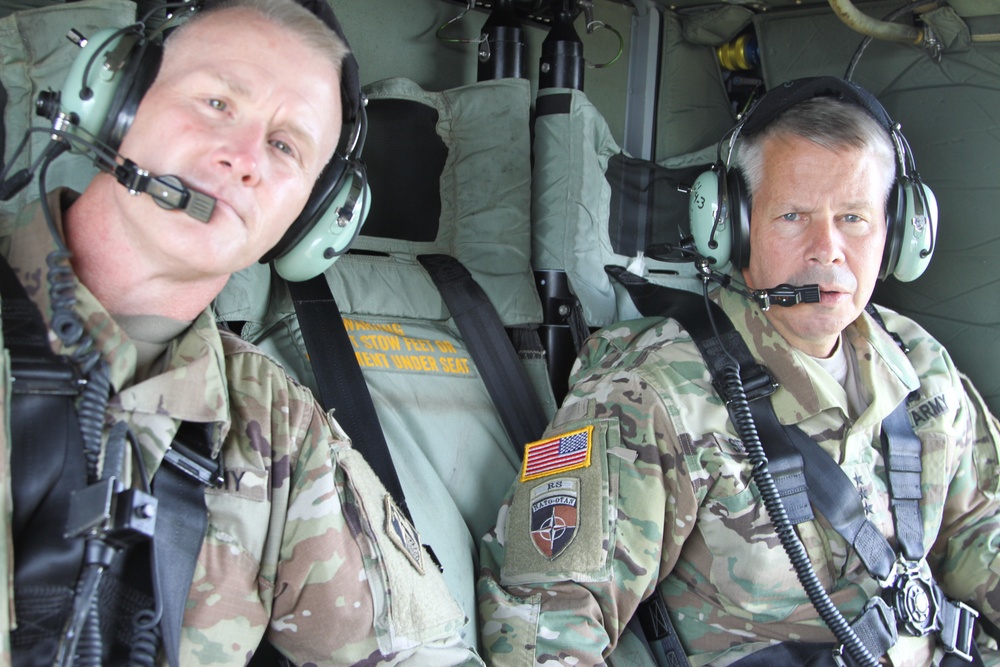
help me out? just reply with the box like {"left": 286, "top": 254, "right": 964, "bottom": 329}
{"left": 167, "top": 0, "right": 349, "bottom": 76}
{"left": 734, "top": 95, "right": 897, "bottom": 205}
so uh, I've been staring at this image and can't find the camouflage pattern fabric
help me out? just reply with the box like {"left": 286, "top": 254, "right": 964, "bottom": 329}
{"left": 0, "top": 191, "right": 483, "bottom": 666}
{"left": 478, "top": 283, "right": 1000, "bottom": 666}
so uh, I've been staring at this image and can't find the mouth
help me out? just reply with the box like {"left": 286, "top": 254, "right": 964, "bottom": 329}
{"left": 817, "top": 287, "right": 850, "bottom": 304}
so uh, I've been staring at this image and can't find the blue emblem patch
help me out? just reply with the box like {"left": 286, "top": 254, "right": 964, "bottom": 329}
{"left": 529, "top": 477, "right": 579, "bottom": 560}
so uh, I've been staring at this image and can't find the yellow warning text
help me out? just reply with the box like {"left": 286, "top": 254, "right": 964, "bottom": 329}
{"left": 343, "top": 317, "right": 474, "bottom": 377}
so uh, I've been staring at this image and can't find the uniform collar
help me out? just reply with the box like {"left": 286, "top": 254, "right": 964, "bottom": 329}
{"left": 717, "top": 285, "right": 918, "bottom": 426}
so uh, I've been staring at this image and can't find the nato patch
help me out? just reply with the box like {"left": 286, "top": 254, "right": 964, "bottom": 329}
{"left": 520, "top": 426, "right": 593, "bottom": 481}
{"left": 384, "top": 495, "right": 424, "bottom": 574}
{"left": 529, "top": 477, "right": 579, "bottom": 560}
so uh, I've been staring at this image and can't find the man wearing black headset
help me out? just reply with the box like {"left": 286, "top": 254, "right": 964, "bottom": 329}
{"left": 0, "top": 0, "right": 480, "bottom": 664}
{"left": 478, "top": 78, "right": 1000, "bottom": 666}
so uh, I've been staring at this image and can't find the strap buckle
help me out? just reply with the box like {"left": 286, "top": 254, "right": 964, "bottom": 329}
{"left": 162, "top": 439, "right": 223, "bottom": 488}
{"left": 940, "top": 598, "right": 979, "bottom": 663}
{"left": 881, "top": 558, "right": 942, "bottom": 637}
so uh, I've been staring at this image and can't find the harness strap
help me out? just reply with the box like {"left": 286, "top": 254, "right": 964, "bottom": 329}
{"left": 1, "top": 252, "right": 89, "bottom": 666}
{"left": 419, "top": 254, "right": 548, "bottom": 453}
{"left": 881, "top": 404, "right": 925, "bottom": 562}
{"left": 605, "top": 266, "right": 981, "bottom": 664}
{"left": 287, "top": 274, "right": 414, "bottom": 524}
{"left": 153, "top": 421, "right": 221, "bottom": 667}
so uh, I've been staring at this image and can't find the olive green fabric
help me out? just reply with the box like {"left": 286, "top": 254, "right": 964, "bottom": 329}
{"left": 655, "top": 10, "right": 736, "bottom": 161}
{"left": 530, "top": 87, "right": 702, "bottom": 330}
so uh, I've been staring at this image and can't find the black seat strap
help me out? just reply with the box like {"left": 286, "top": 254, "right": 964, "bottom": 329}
{"left": 153, "top": 421, "right": 222, "bottom": 667}
{"left": 608, "top": 267, "right": 911, "bottom": 580}
{"left": 606, "top": 267, "right": 978, "bottom": 661}
{"left": 287, "top": 275, "right": 413, "bottom": 522}
{"left": 419, "top": 254, "right": 548, "bottom": 453}
{"left": 1, "top": 253, "right": 90, "bottom": 666}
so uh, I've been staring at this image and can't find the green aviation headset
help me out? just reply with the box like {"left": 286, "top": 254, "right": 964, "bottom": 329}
{"left": 39, "top": 0, "right": 370, "bottom": 282}
{"left": 688, "top": 76, "right": 936, "bottom": 283}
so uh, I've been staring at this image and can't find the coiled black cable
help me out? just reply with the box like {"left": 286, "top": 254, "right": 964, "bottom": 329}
{"left": 702, "top": 286, "right": 879, "bottom": 667}
{"left": 75, "top": 598, "right": 103, "bottom": 667}
{"left": 38, "top": 139, "right": 112, "bottom": 482}
{"left": 128, "top": 609, "right": 162, "bottom": 667}
{"left": 38, "top": 137, "right": 118, "bottom": 667}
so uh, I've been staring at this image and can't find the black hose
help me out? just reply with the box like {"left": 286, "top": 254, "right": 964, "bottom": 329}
{"left": 720, "top": 363, "right": 879, "bottom": 667}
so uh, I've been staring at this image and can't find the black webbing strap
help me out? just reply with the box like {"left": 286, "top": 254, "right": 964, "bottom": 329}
{"left": 881, "top": 394, "right": 925, "bottom": 562}
{"left": 864, "top": 304, "right": 924, "bottom": 564}
{"left": 781, "top": 419, "right": 897, "bottom": 580}
{"left": 287, "top": 275, "right": 412, "bottom": 521}
{"left": 608, "top": 267, "right": 909, "bottom": 580}
{"left": 604, "top": 267, "right": 945, "bottom": 663}
{"left": 418, "top": 254, "right": 548, "bottom": 453}
{"left": 604, "top": 266, "right": 813, "bottom": 524}
{"left": 153, "top": 421, "right": 221, "bottom": 667}
{"left": 0, "top": 252, "right": 52, "bottom": 357}
{"left": 1, "top": 253, "right": 90, "bottom": 667}
{"left": 630, "top": 593, "right": 689, "bottom": 667}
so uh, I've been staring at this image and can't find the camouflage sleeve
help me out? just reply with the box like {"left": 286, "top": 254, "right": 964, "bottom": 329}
{"left": 931, "top": 371, "right": 1000, "bottom": 632}
{"left": 477, "top": 365, "right": 699, "bottom": 666}
{"left": 206, "top": 345, "right": 482, "bottom": 666}
{"left": 278, "top": 395, "right": 485, "bottom": 665}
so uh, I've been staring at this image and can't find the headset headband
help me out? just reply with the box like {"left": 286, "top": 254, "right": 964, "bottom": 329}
{"left": 740, "top": 76, "right": 895, "bottom": 137}
{"left": 293, "top": 0, "right": 363, "bottom": 153}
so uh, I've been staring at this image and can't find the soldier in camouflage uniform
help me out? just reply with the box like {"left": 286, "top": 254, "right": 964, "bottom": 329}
{"left": 477, "top": 81, "right": 1000, "bottom": 666}
{"left": 0, "top": 0, "right": 480, "bottom": 665}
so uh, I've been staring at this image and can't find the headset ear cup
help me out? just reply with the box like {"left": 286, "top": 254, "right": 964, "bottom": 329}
{"left": 262, "top": 156, "right": 347, "bottom": 262}
{"left": 98, "top": 39, "right": 161, "bottom": 151}
{"left": 689, "top": 167, "right": 733, "bottom": 271}
{"left": 879, "top": 179, "right": 906, "bottom": 280}
{"left": 53, "top": 29, "right": 152, "bottom": 147}
{"left": 890, "top": 179, "right": 937, "bottom": 282}
{"left": 270, "top": 162, "right": 371, "bottom": 282}
{"left": 728, "top": 168, "right": 751, "bottom": 270}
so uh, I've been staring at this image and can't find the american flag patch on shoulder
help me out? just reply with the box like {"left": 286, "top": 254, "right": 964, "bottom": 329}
{"left": 520, "top": 426, "right": 593, "bottom": 482}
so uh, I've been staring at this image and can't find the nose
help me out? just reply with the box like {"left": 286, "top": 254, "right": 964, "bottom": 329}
{"left": 808, "top": 215, "right": 846, "bottom": 266}
{"left": 214, "top": 123, "right": 265, "bottom": 186}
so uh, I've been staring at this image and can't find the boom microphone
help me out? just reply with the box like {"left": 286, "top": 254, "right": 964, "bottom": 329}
{"left": 644, "top": 241, "right": 821, "bottom": 311}
{"left": 112, "top": 158, "right": 216, "bottom": 222}
{"left": 0, "top": 127, "right": 216, "bottom": 223}
{"left": 748, "top": 283, "right": 821, "bottom": 310}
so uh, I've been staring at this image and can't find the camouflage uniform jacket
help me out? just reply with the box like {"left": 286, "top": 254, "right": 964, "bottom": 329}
{"left": 0, "top": 191, "right": 482, "bottom": 666}
{"left": 478, "top": 284, "right": 1000, "bottom": 666}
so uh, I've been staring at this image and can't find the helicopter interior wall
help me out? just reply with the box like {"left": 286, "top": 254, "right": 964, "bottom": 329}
{"left": 308, "top": 0, "right": 1000, "bottom": 418}
{"left": 654, "top": 8, "right": 737, "bottom": 162}
{"left": 2, "top": 0, "right": 998, "bottom": 418}
{"left": 329, "top": 0, "right": 636, "bottom": 148}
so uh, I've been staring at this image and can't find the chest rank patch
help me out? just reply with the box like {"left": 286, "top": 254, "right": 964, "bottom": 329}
{"left": 520, "top": 425, "right": 593, "bottom": 482}
{"left": 529, "top": 477, "right": 579, "bottom": 559}
{"left": 384, "top": 495, "right": 424, "bottom": 574}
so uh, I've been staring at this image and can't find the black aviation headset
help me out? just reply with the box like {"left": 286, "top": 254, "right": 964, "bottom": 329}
{"left": 37, "top": 0, "right": 369, "bottom": 282}
{"left": 688, "top": 76, "right": 936, "bottom": 283}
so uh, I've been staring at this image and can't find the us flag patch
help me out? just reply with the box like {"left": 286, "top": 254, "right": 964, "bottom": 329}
{"left": 520, "top": 426, "right": 593, "bottom": 481}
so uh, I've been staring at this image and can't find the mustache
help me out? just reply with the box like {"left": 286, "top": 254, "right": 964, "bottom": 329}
{"left": 783, "top": 266, "right": 857, "bottom": 292}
